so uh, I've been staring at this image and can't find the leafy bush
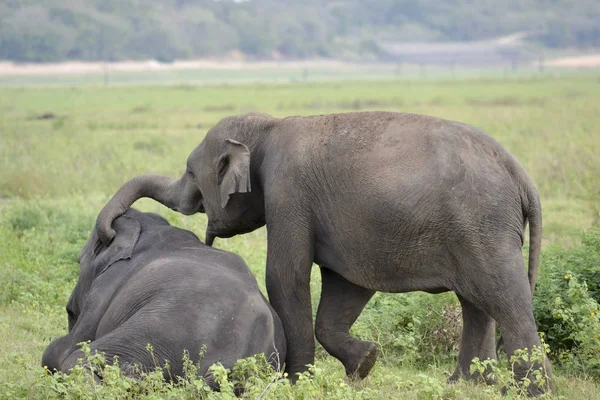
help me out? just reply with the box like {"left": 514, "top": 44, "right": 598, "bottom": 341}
{"left": 533, "top": 228, "right": 600, "bottom": 378}
{"left": 352, "top": 292, "right": 461, "bottom": 367}
{"left": 553, "top": 229, "right": 600, "bottom": 303}
{"left": 34, "top": 341, "right": 376, "bottom": 399}
{"left": 35, "top": 340, "right": 558, "bottom": 399}
{"left": 471, "top": 343, "right": 552, "bottom": 398}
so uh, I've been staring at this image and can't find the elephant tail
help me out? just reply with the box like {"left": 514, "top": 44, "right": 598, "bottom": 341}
{"left": 525, "top": 185, "right": 542, "bottom": 297}
{"left": 497, "top": 183, "right": 542, "bottom": 356}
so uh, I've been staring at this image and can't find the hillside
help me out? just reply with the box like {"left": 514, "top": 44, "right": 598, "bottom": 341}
{"left": 0, "top": 0, "right": 599, "bottom": 62}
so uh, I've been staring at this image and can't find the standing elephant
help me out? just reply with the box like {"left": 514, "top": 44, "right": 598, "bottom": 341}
{"left": 43, "top": 208, "right": 286, "bottom": 388}
{"left": 96, "top": 111, "right": 552, "bottom": 395}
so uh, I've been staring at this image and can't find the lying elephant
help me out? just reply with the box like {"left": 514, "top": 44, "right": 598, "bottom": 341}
{"left": 96, "top": 111, "right": 553, "bottom": 395}
{"left": 42, "top": 208, "right": 286, "bottom": 387}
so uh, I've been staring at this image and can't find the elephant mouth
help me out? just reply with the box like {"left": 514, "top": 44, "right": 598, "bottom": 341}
{"left": 204, "top": 225, "right": 257, "bottom": 246}
{"left": 205, "top": 217, "right": 264, "bottom": 247}
{"left": 204, "top": 206, "right": 265, "bottom": 247}
{"left": 173, "top": 198, "right": 205, "bottom": 215}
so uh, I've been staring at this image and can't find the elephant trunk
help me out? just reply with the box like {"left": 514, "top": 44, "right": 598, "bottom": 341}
{"left": 96, "top": 174, "right": 181, "bottom": 245}
{"left": 205, "top": 229, "right": 216, "bottom": 247}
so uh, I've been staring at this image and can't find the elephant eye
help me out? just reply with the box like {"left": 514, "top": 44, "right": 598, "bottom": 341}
{"left": 186, "top": 168, "right": 195, "bottom": 178}
{"left": 67, "top": 306, "right": 77, "bottom": 321}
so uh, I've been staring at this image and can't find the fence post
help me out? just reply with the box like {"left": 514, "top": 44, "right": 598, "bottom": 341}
{"left": 103, "top": 63, "right": 109, "bottom": 86}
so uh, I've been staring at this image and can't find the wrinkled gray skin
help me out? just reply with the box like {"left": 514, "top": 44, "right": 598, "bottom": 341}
{"left": 96, "top": 111, "right": 553, "bottom": 396}
{"left": 43, "top": 209, "right": 286, "bottom": 388}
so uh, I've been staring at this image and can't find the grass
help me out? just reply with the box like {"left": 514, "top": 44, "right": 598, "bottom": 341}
{"left": 0, "top": 73, "right": 599, "bottom": 398}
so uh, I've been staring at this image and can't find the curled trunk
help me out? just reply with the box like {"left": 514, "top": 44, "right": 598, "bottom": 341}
{"left": 96, "top": 175, "right": 180, "bottom": 244}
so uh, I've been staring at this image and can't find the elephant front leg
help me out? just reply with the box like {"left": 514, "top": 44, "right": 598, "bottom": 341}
{"left": 42, "top": 337, "right": 101, "bottom": 384}
{"left": 42, "top": 336, "right": 71, "bottom": 373}
{"left": 266, "top": 224, "right": 316, "bottom": 380}
{"left": 315, "top": 267, "right": 377, "bottom": 379}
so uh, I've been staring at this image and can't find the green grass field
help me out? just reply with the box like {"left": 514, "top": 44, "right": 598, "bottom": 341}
{"left": 1, "top": 74, "right": 599, "bottom": 398}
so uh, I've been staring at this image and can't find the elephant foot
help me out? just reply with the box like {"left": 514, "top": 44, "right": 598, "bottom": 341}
{"left": 447, "top": 365, "right": 496, "bottom": 386}
{"left": 447, "top": 369, "right": 461, "bottom": 384}
{"left": 501, "top": 383, "right": 549, "bottom": 398}
{"left": 345, "top": 341, "right": 378, "bottom": 380}
{"left": 500, "top": 371, "right": 553, "bottom": 398}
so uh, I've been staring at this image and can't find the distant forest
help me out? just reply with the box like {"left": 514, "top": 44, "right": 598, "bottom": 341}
{"left": 1, "top": 0, "right": 599, "bottom": 62}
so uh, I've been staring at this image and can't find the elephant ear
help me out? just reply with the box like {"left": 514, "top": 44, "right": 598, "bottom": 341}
{"left": 92, "top": 215, "right": 141, "bottom": 278}
{"left": 217, "top": 139, "right": 251, "bottom": 208}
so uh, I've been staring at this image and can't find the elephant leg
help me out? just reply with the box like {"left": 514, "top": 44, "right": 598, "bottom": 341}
{"left": 458, "top": 252, "right": 553, "bottom": 397}
{"left": 42, "top": 336, "right": 100, "bottom": 384}
{"left": 61, "top": 331, "right": 171, "bottom": 382}
{"left": 448, "top": 294, "right": 496, "bottom": 384}
{"left": 60, "top": 348, "right": 102, "bottom": 384}
{"left": 265, "top": 220, "right": 316, "bottom": 380}
{"left": 315, "top": 267, "right": 376, "bottom": 379}
{"left": 42, "top": 335, "right": 70, "bottom": 373}
{"left": 494, "top": 305, "right": 553, "bottom": 397}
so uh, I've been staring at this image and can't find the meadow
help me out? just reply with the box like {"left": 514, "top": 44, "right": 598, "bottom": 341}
{"left": 0, "top": 73, "right": 599, "bottom": 399}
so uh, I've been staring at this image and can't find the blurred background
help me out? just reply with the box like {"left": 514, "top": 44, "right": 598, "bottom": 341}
{"left": 0, "top": 0, "right": 599, "bottom": 85}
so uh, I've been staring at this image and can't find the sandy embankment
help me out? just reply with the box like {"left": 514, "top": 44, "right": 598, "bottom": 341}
{"left": 543, "top": 55, "right": 600, "bottom": 68}
{"left": 0, "top": 59, "right": 349, "bottom": 76}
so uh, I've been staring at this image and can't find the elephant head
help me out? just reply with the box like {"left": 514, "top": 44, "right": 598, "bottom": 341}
{"left": 96, "top": 113, "right": 275, "bottom": 246}
{"left": 69, "top": 214, "right": 142, "bottom": 332}
{"left": 42, "top": 213, "right": 143, "bottom": 371}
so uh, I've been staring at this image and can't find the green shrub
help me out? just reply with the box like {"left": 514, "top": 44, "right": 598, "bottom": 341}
{"left": 533, "top": 228, "right": 600, "bottom": 378}
{"left": 470, "top": 343, "right": 552, "bottom": 398}
{"left": 352, "top": 292, "right": 460, "bottom": 367}
{"left": 34, "top": 341, "right": 372, "bottom": 399}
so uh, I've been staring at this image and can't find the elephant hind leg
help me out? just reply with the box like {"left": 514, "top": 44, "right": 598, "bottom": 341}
{"left": 457, "top": 252, "right": 553, "bottom": 396}
{"left": 448, "top": 294, "right": 496, "bottom": 384}
{"left": 315, "top": 267, "right": 376, "bottom": 379}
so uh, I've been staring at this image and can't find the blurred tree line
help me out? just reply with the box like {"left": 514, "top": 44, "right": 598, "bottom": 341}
{"left": 0, "top": 0, "right": 598, "bottom": 62}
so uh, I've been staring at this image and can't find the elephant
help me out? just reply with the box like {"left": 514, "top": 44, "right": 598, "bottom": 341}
{"left": 42, "top": 208, "right": 286, "bottom": 389}
{"left": 96, "top": 111, "right": 553, "bottom": 395}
